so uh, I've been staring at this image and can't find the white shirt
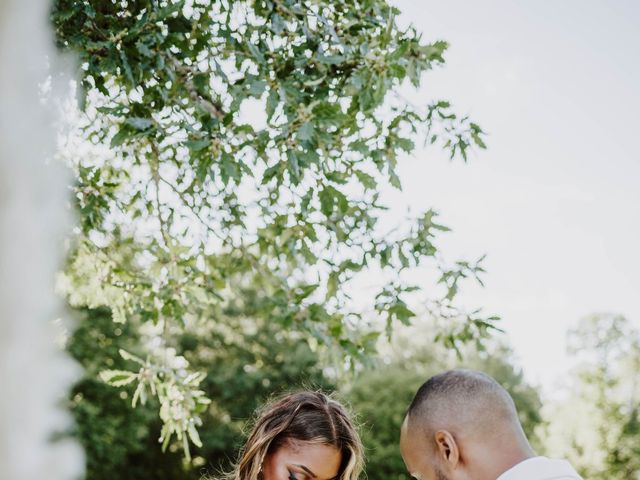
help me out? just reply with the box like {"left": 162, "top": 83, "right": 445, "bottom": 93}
{"left": 496, "top": 456, "right": 583, "bottom": 480}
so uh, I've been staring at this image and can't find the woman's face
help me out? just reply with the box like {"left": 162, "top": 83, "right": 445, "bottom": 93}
{"left": 262, "top": 440, "right": 342, "bottom": 480}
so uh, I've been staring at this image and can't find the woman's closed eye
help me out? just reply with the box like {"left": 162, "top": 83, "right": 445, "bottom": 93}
{"left": 288, "top": 469, "right": 311, "bottom": 480}
{"left": 288, "top": 470, "right": 301, "bottom": 480}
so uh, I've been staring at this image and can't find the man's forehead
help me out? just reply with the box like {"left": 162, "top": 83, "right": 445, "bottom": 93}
{"left": 399, "top": 416, "right": 412, "bottom": 449}
{"left": 401, "top": 414, "right": 416, "bottom": 438}
{"left": 400, "top": 420, "right": 423, "bottom": 464}
{"left": 401, "top": 418, "right": 436, "bottom": 468}
{"left": 400, "top": 414, "right": 423, "bottom": 443}
{"left": 401, "top": 414, "right": 410, "bottom": 429}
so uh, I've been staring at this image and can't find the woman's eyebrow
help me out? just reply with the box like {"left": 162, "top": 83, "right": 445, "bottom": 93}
{"left": 295, "top": 464, "right": 317, "bottom": 479}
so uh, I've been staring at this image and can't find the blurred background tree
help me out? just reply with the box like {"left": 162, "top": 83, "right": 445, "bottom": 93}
{"left": 51, "top": 0, "right": 496, "bottom": 457}
{"left": 543, "top": 313, "right": 640, "bottom": 479}
{"left": 68, "top": 301, "right": 333, "bottom": 480}
{"left": 67, "top": 308, "right": 183, "bottom": 480}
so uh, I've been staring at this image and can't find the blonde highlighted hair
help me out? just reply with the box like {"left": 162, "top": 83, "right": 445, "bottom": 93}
{"left": 225, "top": 391, "right": 364, "bottom": 480}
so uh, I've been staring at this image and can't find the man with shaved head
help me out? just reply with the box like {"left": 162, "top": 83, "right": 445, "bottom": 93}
{"left": 400, "top": 369, "right": 582, "bottom": 480}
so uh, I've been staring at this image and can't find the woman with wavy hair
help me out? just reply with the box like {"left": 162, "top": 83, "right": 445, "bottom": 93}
{"left": 223, "top": 391, "right": 364, "bottom": 480}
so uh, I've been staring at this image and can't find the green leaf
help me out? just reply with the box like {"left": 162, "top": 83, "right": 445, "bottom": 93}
{"left": 355, "top": 170, "right": 377, "bottom": 190}
{"left": 166, "top": 16, "right": 192, "bottom": 33}
{"left": 396, "top": 137, "right": 415, "bottom": 153}
{"left": 389, "top": 167, "right": 402, "bottom": 189}
{"left": 296, "top": 122, "right": 315, "bottom": 141}
{"left": 136, "top": 40, "right": 154, "bottom": 58}
{"left": 132, "top": 381, "right": 147, "bottom": 407}
{"left": 110, "top": 128, "right": 131, "bottom": 148}
{"left": 248, "top": 79, "right": 267, "bottom": 96}
{"left": 298, "top": 149, "right": 320, "bottom": 166}
{"left": 295, "top": 283, "right": 319, "bottom": 301}
{"left": 126, "top": 117, "right": 154, "bottom": 130}
{"left": 187, "top": 423, "right": 203, "bottom": 448}
{"left": 388, "top": 63, "right": 406, "bottom": 79}
{"left": 312, "top": 102, "right": 344, "bottom": 123}
{"left": 246, "top": 42, "right": 266, "bottom": 64}
{"left": 119, "top": 349, "right": 145, "bottom": 365}
{"left": 326, "top": 271, "right": 339, "bottom": 300}
{"left": 287, "top": 151, "right": 301, "bottom": 184}
{"left": 100, "top": 369, "right": 138, "bottom": 387}
{"left": 184, "top": 139, "right": 210, "bottom": 151}
{"left": 318, "top": 54, "right": 346, "bottom": 65}
{"left": 325, "top": 171, "right": 348, "bottom": 184}
{"left": 220, "top": 151, "right": 240, "bottom": 184}
{"left": 388, "top": 302, "right": 416, "bottom": 325}
{"left": 319, "top": 186, "right": 335, "bottom": 216}
{"left": 262, "top": 162, "right": 283, "bottom": 184}
{"left": 266, "top": 88, "right": 279, "bottom": 121}
{"left": 319, "top": 186, "right": 347, "bottom": 216}
{"left": 349, "top": 139, "right": 371, "bottom": 155}
{"left": 270, "top": 13, "right": 285, "bottom": 34}
{"left": 119, "top": 50, "right": 135, "bottom": 85}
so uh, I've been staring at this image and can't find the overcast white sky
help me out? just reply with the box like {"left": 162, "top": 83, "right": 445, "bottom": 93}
{"left": 384, "top": 0, "right": 640, "bottom": 393}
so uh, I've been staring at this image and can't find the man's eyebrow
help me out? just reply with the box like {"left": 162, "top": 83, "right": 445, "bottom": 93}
{"left": 295, "top": 464, "right": 317, "bottom": 479}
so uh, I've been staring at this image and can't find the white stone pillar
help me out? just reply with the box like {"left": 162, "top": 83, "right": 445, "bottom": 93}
{"left": 0, "top": 0, "right": 84, "bottom": 479}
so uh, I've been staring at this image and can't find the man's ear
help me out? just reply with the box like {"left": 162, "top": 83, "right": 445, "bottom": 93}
{"left": 434, "top": 430, "right": 460, "bottom": 467}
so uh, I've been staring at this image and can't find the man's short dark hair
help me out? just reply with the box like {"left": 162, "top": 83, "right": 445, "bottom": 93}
{"left": 406, "top": 369, "right": 518, "bottom": 435}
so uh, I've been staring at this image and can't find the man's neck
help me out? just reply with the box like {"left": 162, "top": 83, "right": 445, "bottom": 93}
{"left": 489, "top": 444, "right": 536, "bottom": 480}
{"left": 462, "top": 424, "right": 537, "bottom": 480}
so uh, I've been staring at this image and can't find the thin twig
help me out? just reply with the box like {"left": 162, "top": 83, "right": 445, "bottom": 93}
{"left": 167, "top": 55, "right": 225, "bottom": 119}
{"left": 158, "top": 174, "right": 226, "bottom": 241}
{"left": 149, "top": 141, "right": 172, "bottom": 249}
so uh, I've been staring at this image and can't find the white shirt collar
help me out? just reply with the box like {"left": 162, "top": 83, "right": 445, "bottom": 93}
{"left": 496, "top": 456, "right": 583, "bottom": 480}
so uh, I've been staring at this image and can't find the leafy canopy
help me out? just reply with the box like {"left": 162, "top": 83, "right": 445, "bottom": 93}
{"left": 52, "top": 0, "right": 495, "bottom": 456}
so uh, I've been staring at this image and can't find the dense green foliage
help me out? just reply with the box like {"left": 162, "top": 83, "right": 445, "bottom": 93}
{"left": 68, "top": 308, "right": 540, "bottom": 480}
{"left": 51, "top": 0, "right": 496, "bottom": 454}
{"left": 67, "top": 307, "right": 333, "bottom": 479}
{"left": 67, "top": 308, "right": 184, "bottom": 479}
